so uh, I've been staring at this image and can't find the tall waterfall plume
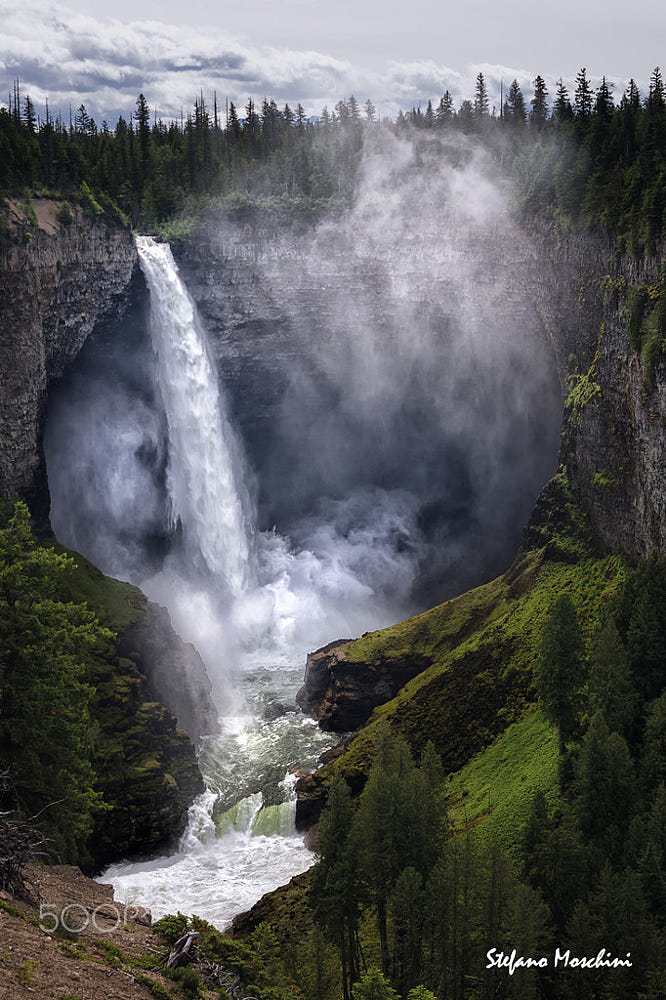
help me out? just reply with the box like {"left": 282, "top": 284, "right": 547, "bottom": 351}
{"left": 136, "top": 235, "right": 255, "bottom": 595}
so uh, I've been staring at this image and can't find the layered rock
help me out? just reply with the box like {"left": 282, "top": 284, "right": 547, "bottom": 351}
{"left": 296, "top": 638, "right": 431, "bottom": 732}
{"left": 0, "top": 202, "right": 137, "bottom": 518}
{"left": 55, "top": 546, "right": 211, "bottom": 868}
{"left": 117, "top": 602, "right": 219, "bottom": 744}
{"left": 531, "top": 227, "right": 666, "bottom": 561}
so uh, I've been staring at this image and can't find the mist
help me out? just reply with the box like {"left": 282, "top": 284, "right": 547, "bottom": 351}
{"left": 45, "top": 128, "right": 561, "bottom": 707}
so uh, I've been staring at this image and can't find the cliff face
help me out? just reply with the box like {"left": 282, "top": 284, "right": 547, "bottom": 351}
{"left": 295, "top": 227, "right": 666, "bottom": 732}
{"left": 117, "top": 601, "right": 220, "bottom": 744}
{"left": 0, "top": 202, "right": 137, "bottom": 518}
{"left": 295, "top": 638, "right": 432, "bottom": 732}
{"left": 531, "top": 228, "right": 666, "bottom": 561}
{"left": 52, "top": 544, "right": 209, "bottom": 869}
{"left": 0, "top": 208, "right": 217, "bottom": 866}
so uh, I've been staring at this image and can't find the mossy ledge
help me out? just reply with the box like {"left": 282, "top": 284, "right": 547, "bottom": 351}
{"left": 295, "top": 472, "right": 627, "bottom": 837}
{"left": 44, "top": 537, "right": 211, "bottom": 869}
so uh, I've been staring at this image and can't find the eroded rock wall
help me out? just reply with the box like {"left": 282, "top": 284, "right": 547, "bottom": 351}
{"left": 531, "top": 227, "right": 666, "bottom": 561}
{"left": 0, "top": 205, "right": 137, "bottom": 518}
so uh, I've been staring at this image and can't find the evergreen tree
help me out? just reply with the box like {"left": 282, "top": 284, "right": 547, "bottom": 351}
{"left": 530, "top": 75, "right": 549, "bottom": 128}
{"left": 505, "top": 79, "right": 527, "bottom": 125}
{"left": 474, "top": 72, "right": 489, "bottom": 120}
{"left": 572, "top": 712, "right": 636, "bottom": 868}
{"left": 0, "top": 502, "right": 109, "bottom": 861}
{"left": 134, "top": 94, "right": 150, "bottom": 149}
{"left": 22, "top": 94, "right": 36, "bottom": 133}
{"left": 390, "top": 867, "right": 424, "bottom": 994}
{"left": 352, "top": 967, "right": 399, "bottom": 1000}
{"left": 554, "top": 78, "right": 573, "bottom": 122}
{"left": 587, "top": 620, "right": 638, "bottom": 738}
{"left": 574, "top": 67, "right": 594, "bottom": 119}
{"left": 436, "top": 91, "right": 454, "bottom": 126}
{"left": 310, "top": 775, "right": 361, "bottom": 1000}
{"left": 424, "top": 100, "right": 435, "bottom": 128}
{"left": 534, "top": 594, "right": 586, "bottom": 754}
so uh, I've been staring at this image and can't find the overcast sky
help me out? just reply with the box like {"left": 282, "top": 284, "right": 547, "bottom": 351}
{"left": 1, "top": 0, "right": 664, "bottom": 124}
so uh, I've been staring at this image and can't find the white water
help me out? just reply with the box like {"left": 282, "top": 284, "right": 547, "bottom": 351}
{"left": 101, "top": 237, "right": 426, "bottom": 928}
{"left": 135, "top": 235, "right": 254, "bottom": 595}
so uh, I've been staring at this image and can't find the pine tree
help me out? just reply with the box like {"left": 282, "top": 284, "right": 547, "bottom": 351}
{"left": 424, "top": 100, "right": 435, "bottom": 128}
{"left": 436, "top": 92, "right": 454, "bottom": 126}
{"left": 134, "top": 93, "right": 151, "bottom": 185}
{"left": 588, "top": 620, "right": 638, "bottom": 738}
{"left": 310, "top": 775, "right": 361, "bottom": 1000}
{"left": 530, "top": 76, "right": 549, "bottom": 128}
{"left": 534, "top": 594, "right": 586, "bottom": 754}
{"left": 0, "top": 502, "right": 110, "bottom": 861}
{"left": 574, "top": 67, "right": 594, "bottom": 119}
{"left": 554, "top": 78, "right": 573, "bottom": 123}
{"left": 22, "top": 94, "right": 36, "bottom": 133}
{"left": 390, "top": 867, "right": 424, "bottom": 994}
{"left": 505, "top": 80, "right": 527, "bottom": 125}
{"left": 474, "top": 72, "right": 489, "bottom": 120}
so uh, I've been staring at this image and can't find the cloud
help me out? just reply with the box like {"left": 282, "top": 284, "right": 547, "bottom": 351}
{"left": 1, "top": 0, "right": 638, "bottom": 124}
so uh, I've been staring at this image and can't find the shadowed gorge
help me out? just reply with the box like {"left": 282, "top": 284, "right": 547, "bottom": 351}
{"left": 32, "top": 136, "right": 566, "bottom": 925}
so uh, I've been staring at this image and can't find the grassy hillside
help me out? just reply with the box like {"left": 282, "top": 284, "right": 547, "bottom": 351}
{"left": 300, "top": 472, "right": 629, "bottom": 855}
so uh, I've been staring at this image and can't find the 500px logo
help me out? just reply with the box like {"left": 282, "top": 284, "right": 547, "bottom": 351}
{"left": 39, "top": 902, "right": 144, "bottom": 934}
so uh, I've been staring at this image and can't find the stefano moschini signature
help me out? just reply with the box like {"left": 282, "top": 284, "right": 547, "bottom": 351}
{"left": 486, "top": 948, "right": 633, "bottom": 975}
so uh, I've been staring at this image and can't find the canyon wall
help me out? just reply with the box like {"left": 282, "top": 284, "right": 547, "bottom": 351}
{"left": 0, "top": 206, "right": 217, "bottom": 865}
{"left": 531, "top": 226, "right": 665, "bottom": 561}
{"left": 0, "top": 203, "right": 137, "bottom": 518}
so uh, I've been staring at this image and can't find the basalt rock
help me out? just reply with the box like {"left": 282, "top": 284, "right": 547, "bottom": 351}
{"left": 0, "top": 201, "right": 137, "bottom": 519}
{"left": 117, "top": 602, "right": 220, "bottom": 744}
{"left": 296, "top": 637, "right": 432, "bottom": 733}
{"left": 531, "top": 226, "right": 666, "bottom": 561}
{"left": 55, "top": 547, "right": 210, "bottom": 868}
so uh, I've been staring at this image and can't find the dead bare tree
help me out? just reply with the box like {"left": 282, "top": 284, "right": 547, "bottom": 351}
{"left": 0, "top": 769, "right": 53, "bottom": 901}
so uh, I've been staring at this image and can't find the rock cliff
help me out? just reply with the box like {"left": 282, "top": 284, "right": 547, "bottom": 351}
{"left": 531, "top": 228, "right": 666, "bottom": 561}
{"left": 295, "top": 226, "right": 666, "bottom": 729}
{"left": 117, "top": 601, "right": 219, "bottom": 744}
{"left": 295, "top": 637, "right": 431, "bottom": 732}
{"left": 0, "top": 201, "right": 137, "bottom": 519}
{"left": 50, "top": 543, "right": 209, "bottom": 868}
{"left": 0, "top": 207, "right": 217, "bottom": 866}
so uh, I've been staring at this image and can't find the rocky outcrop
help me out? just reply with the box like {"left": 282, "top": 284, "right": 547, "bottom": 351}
{"left": 0, "top": 210, "right": 214, "bottom": 865}
{"left": 54, "top": 546, "right": 211, "bottom": 868}
{"left": 0, "top": 202, "right": 137, "bottom": 518}
{"left": 296, "top": 638, "right": 431, "bottom": 732}
{"left": 117, "top": 602, "right": 220, "bottom": 744}
{"left": 531, "top": 227, "right": 666, "bottom": 561}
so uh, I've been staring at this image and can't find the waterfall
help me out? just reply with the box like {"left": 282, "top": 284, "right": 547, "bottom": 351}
{"left": 135, "top": 235, "right": 255, "bottom": 595}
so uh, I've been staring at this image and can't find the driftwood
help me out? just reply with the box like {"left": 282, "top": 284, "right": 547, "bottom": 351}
{"left": 0, "top": 771, "right": 53, "bottom": 902}
{"left": 166, "top": 930, "right": 199, "bottom": 969}
{"left": 198, "top": 957, "right": 259, "bottom": 1000}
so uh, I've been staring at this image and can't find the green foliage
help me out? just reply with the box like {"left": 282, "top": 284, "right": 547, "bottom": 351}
{"left": 1, "top": 68, "right": 665, "bottom": 245}
{"left": 18, "top": 958, "right": 38, "bottom": 984}
{"left": 78, "top": 180, "right": 102, "bottom": 217}
{"left": 534, "top": 594, "right": 586, "bottom": 753}
{"left": 587, "top": 620, "right": 638, "bottom": 737}
{"left": 168, "top": 966, "right": 201, "bottom": 998}
{"left": 153, "top": 912, "right": 189, "bottom": 944}
{"left": 565, "top": 370, "right": 601, "bottom": 420}
{"left": 351, "top": 967, "right": 399, "bottom": 1000}
{"left": 0, "top": 501, "right": 110, "bottom": 861}
{"left": 135, "top": 976, "right": 173, "bottom": 1000}
{"left": 446, "top": 710, "right": 559, "bottom": 857}
{"left": 406, "top": 989, "right": 437, "bottom": 1000}
{"left": 56, "top": 200, "right": 74, "bottom": 225}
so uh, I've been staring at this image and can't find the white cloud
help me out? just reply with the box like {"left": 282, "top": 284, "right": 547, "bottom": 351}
{"left": 0, "top": 0, "right": 642, "bottom": 124}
